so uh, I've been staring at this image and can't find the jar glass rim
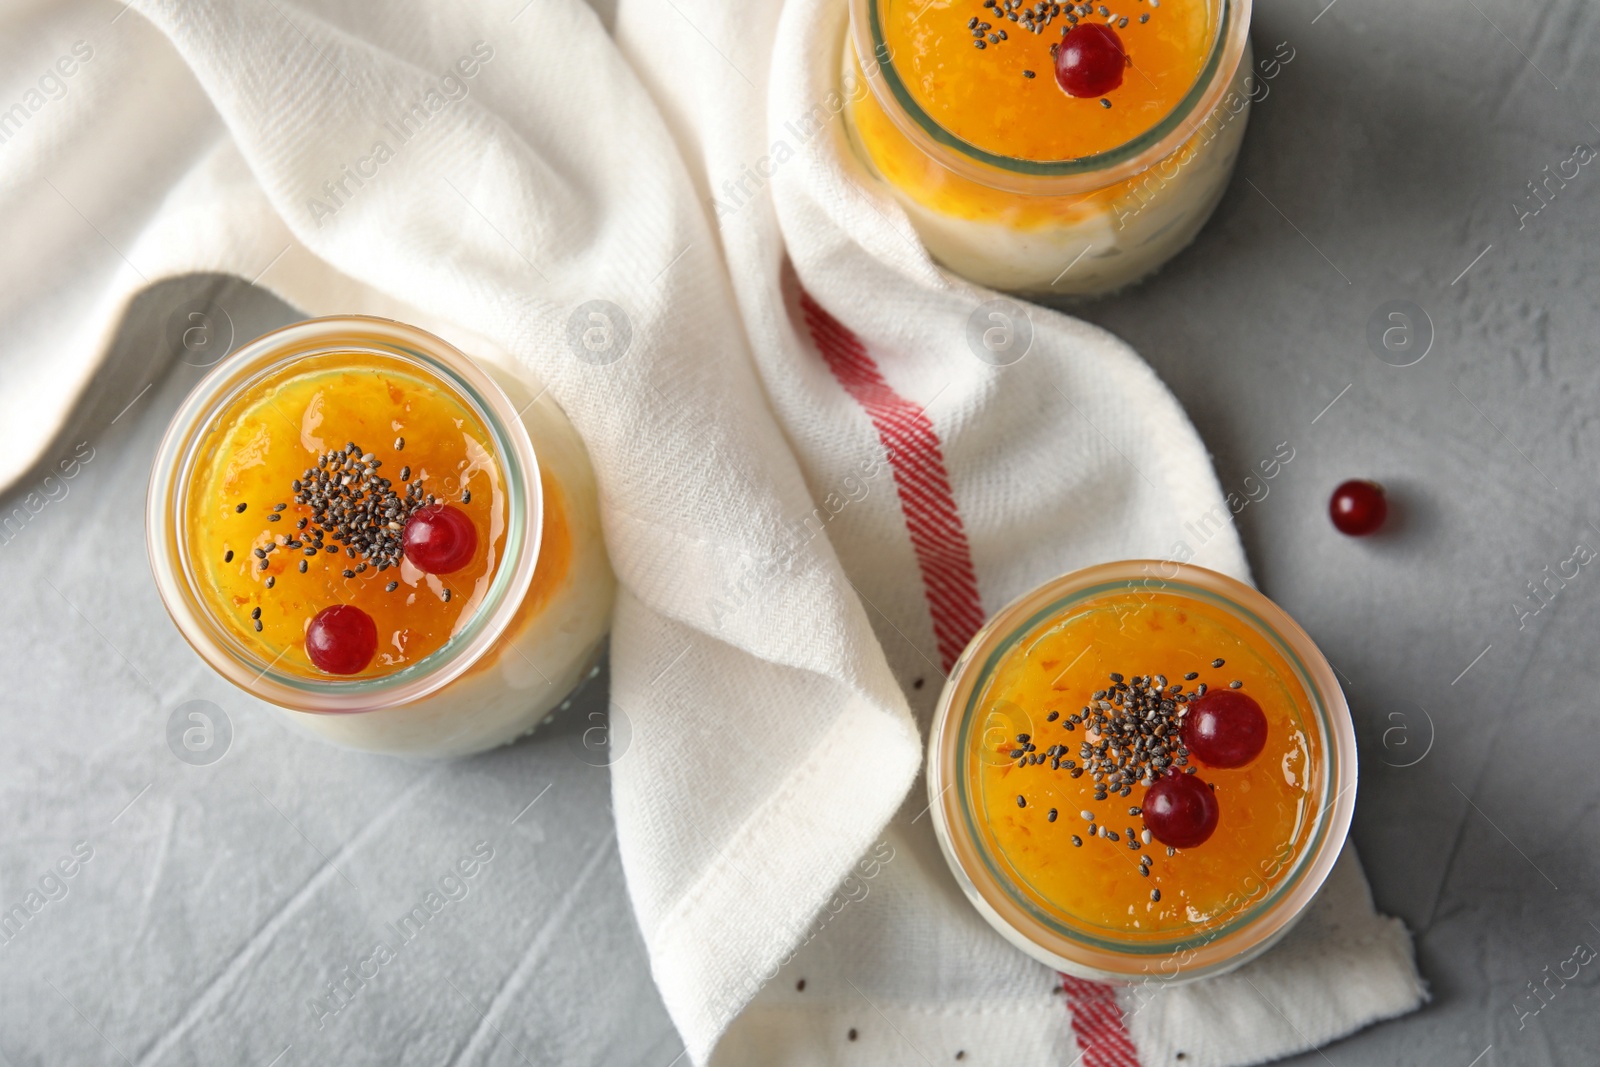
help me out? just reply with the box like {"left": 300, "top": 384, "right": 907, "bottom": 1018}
{"left": 849, "top": 0, "right": 1253, "bottom": 193}
{"left": 146, "top": 316, "right": 543, "bottom": 715}
{"left": 927, "top": 560, "right": 1356, "bottom": 980}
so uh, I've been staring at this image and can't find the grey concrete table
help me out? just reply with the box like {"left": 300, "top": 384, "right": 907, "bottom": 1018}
{"left": 3, "top": 0, "right": 1598, "bottom": 1063}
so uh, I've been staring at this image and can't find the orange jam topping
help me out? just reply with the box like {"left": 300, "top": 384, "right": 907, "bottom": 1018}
{"left": 968, "top": 587, "right": 1321, "bottom": 937}
{"left": 878, "top": 0, "right": 1213, "bottom": 161}
{"left": 187, "top": 351, "right": 508, "bottom": 679}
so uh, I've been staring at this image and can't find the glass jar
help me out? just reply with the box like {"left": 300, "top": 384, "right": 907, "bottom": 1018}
{"left": 927, "top": 560, "right": 1355, "bottom": 981}
{"left": 147, "top": 316, "right": 615, "bottom": 758}
{"left": 843, "top": 0, "right": 1255, "bottom": 295}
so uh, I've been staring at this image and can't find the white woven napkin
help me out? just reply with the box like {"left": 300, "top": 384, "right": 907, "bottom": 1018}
{"left": 0, "top": 0, "right": 1424, "bottom": 1063}
{"left": 617, "top": 0, "right": 1425, "bottom": 1060}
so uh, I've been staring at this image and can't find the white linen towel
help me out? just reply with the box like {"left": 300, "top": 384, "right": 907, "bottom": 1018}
{"left": 0, "top": 0, "right": 1425, "bottom": 1063}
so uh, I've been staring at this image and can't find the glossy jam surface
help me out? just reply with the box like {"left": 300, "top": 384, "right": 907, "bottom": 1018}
{"left": 967, "top": 588, "right": 1320, "bottom": 937}
{"left": 187, "top": 352, "right": 508, "bottom": 680}
{"left": 879, "top": 0, "right": 1213, "bottom": 161}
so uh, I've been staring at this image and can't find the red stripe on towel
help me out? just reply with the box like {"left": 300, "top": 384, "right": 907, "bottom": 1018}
{"left": 799, "top": 289, "right": 986, "bottom": 671}
{"left": 1061, "top": 975, "right": 1142, "bottom": 1067}
{"left": 798, "top": 287, "right": 1144, "bottom": 1067}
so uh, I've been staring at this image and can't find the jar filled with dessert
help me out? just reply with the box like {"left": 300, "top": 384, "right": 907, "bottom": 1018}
{"left": 147, "top": 317, "right": 615, "bottom": 758}
{"left": 844, "top": 0, "right": 1257, "bottom": 294}
{"left": 927, "top": 560, "right": 1356, "bottom": 980}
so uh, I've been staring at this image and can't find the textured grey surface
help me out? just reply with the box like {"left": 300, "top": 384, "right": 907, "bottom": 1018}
{"left": 3, "top": 0, "right": 1598, "bottom": 1063}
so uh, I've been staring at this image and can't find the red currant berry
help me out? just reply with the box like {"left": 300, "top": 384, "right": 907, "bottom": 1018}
{"left": 1142, "top": 770, "right": 1219, "bottom": 849}
{"left": 1182, "top": 690, "right": 1268, "bottom": 768}
{"left": 305, "top": 604, "right": 377, "bottom": 675}
{"left": 403, "top": 504, "right": 478, "bottom": 573}
{"left": 1329, "top": 479, "right": 1387, "bottom": 536}
{"left": 1054, "top": 23, "right": 1127, "bottom": 98}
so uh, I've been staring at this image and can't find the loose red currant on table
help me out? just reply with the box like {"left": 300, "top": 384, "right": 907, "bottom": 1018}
{"left": 402, "top": 504, "right": 478, "bottom": 573}
{"left": 1142, "top": 769, "right": 1219, "bottom": 848}
{"left": 305, "top": 604, "right": 378, "bottom": 675}
{"left": 1054, "top": 24, "right": 1127, "bottom": 98}
{"left": 1329, "top": 479, "right": 1387, "bottom": 536}
{"left": 1182, "top": 690, "right": 1268, "bottom": 769}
